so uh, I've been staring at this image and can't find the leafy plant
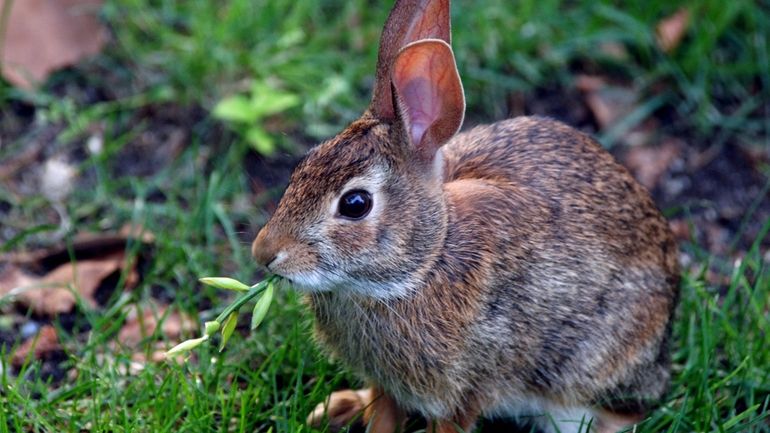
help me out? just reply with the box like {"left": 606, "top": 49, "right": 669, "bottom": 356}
{"left": 166, "top": 275, "right": 279, "bottom": 356}
{"left": 213, "top": 81, "right": 300, "bottom": 156}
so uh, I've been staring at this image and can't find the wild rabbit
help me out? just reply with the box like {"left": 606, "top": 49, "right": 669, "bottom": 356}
{"left": 251, "top": 0, "right": 679, "bottom": 432}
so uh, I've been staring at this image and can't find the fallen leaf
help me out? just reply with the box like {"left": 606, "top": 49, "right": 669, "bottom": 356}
{"left": 0, "top": 226, "right": 152, "bottom": 315}
{"left": 1, "top": 224, "right": 153, "bottom": 267}
{"left": 656, "top": 8, "right": 690, "bottom": 53}
{"left": 0, "top": 266, "right": 36, "bottom": 294}
{"left": 12, "top": 325, "right": 62, "bottom": 366}
{"left": 576, "top": 75, "right": 639, "bottom": 130}
{"left": 622, "top": 140, "right": 683, "bottom": 191}
{"left": 117, "top": 305, "right": 197, "bottom": 348}
{"left": 0, "top": 251, "right": 134, "bottom": 316}
{"left": 0, "top": 0, "right": 108, "bottom": 88}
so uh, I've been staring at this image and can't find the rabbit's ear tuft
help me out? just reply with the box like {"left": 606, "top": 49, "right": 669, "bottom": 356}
{"left": 392, "top": 39, "right": 465, "bottom": 164}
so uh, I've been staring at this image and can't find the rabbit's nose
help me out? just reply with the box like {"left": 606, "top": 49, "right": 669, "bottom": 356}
{"left": 252, "top": 228, "right": 279, "bottom": 268}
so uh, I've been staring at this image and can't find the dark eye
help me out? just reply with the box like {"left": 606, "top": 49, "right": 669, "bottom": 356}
{"left": 338, "top": 190, "right": 372, "bottom": 220}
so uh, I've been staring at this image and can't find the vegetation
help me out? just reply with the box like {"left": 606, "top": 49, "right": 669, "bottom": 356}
{"left": 0, "top": 0, "right": 768, "bottom": 431}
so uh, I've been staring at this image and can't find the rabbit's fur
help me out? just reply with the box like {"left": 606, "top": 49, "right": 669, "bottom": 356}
{"left": 252, "top": 1, "right": 679, "bottom": 432}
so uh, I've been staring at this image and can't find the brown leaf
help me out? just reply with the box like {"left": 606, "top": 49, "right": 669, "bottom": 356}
{"left": 117, "top": 305, "right": 197, "bottom": 348}
{"left": 0, "top": 251, "right": 129, "bottom": 316}
{"left": 623, "top": 140, "right": 683, "bottom": 191}
{"left": 1, "top": 224, "right": 153, "bottom": 267}
{"left": 656, "top": 8, "right": 690, "bottom": 53}
{"left": 575, "top": 75, "right": 638, "bottom": 130}
{"left": 12, "top": 325, "right": 61, "bottom": 366}
{"left": 0, "top": 0, "right": 108, "bottom": 89}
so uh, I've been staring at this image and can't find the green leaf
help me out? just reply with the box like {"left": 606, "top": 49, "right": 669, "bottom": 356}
{"left": 219, "top": 312, "right": 238, "bottom": 352}
{"left": 165, "top": 335, "right": 209, "bottom": 357}
{"left": 199, "top": 277, "right": 250, "bottom": 292}
{"left": 213, "top": 95, "right": 256, "bottom": 123}
{"left": 246, "top": 127, "right": 276, "bottom": 156}
{"left": 251, "top": 280, "right": 275, "bottom": 330}
{"left": 724, "top": 404, "right": 761, "bottom": 430}
{"left": 252, "top": 93, "right": 300, "bottom": 118}
{"left": 250, "top": 82, "right": 300, "bottom": 117}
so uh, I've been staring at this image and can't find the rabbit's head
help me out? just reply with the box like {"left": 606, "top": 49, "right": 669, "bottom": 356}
{"left": 252, "top": 0, "right": 465, "bottom": 299}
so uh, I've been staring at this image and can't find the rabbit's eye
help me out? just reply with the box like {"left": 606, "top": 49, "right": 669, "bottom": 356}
{"left": 338, "top": 190, "right": 372, "bottom": 220}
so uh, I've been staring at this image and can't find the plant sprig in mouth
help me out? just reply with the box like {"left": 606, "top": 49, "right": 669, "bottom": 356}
{"left": 165, "top": 274, "right": 281, "bottom": 356}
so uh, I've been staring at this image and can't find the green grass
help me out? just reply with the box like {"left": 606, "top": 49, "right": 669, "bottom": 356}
{"left": 1, "top": 0, "right": 769, "bottom": 431}
{"left": 1, "top": 219, "right": 769, "bottom": 432}
{"left": 3, "top": 0, "right": 767, "bottom": 148}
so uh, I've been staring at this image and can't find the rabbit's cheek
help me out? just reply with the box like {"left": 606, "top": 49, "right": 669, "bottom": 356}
{"left": 328, "top": 223, "right": 379, "bottom": 256}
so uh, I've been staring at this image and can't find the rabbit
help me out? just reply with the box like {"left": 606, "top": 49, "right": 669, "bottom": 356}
{"left": 251, "top": 0, "right": 680, "bottom": 432}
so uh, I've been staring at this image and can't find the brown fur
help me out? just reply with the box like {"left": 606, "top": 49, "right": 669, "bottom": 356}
{"left": 251, "top": 1, "right": 679, "bottom": 432}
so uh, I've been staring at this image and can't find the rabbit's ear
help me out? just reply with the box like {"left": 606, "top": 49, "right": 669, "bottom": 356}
{"left": 392, "top": 40, "right": 464, "bottom": 164}
{"left": 371, "top": 0, "right": 451, "bottom": 120}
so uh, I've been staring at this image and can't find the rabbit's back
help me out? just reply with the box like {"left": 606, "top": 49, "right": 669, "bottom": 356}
{"left": 441, "top": 116, "right": 679, "bottom": 412}
{"left": 443, "top": 116, "right": 677, "bottom": 279}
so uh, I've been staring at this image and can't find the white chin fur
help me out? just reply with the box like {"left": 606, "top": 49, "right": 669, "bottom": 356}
{"left": 282, "top": 269, "right": 413, "bottom": 300}
{"left": 281, "top": 270, "right": 336, "bottom": 293}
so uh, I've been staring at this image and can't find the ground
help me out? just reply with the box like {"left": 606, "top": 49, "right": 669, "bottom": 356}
{"left": 0, "top": 0, "right": 769, "bottom": 432}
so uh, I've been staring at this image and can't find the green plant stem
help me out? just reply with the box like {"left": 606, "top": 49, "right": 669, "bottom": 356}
{"left": 213, "top": 275, "right": 278, "bottom": 324}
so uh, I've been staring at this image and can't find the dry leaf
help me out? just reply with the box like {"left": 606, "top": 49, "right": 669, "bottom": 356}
{"left": 0, "top": 251, "right": 133, "bottom": 316}
{"left": 12, "top": 325, "right": 62, "bottom": 366}
{"left": 576, "top": 75, "right": 638, "bottom": 130}
{"left": 623, "top": 140, "right": 683, "bottom": 191}
{"left": 117, "top": 305, "right": 197, "bottom": 348}
{"left": 0, "top": 0, "right": 108, "bottom": 88}
{"left": 656, "top": 8, "right": 690, "bottom": 53}
{"left": 1, "top": 224, "right": 153, "bottom": 266}
{"left": 0, "top": 226, "right": 151, "bottom": 316}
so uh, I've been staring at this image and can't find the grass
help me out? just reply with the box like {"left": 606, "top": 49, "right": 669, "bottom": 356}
{"left": 1, "top": 0, "right": 769, "bottom": 432}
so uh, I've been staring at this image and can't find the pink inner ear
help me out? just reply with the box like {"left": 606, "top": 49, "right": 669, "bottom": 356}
{"left": 394, "top": 47, "right": 447, "bottom": 147}
{"left": 392, "top": 40, "right": 464, "bottom": 158}
{"left": 399, "top": 77, "right": 439, "bottom": 146}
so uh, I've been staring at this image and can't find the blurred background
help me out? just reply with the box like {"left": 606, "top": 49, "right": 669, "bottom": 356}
{"left": 0, "top": 0, "right": 768, "bottom": 432}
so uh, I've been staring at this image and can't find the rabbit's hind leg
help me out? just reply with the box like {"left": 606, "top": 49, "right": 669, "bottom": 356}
{"left": 307, "top": 386, "right": 406, "bottom": 433}
{"left": 306, "top": 388, "right": 372, "bottom": 432}
{"left": 363, "top": 387, "right": 407, "bottom": 433}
